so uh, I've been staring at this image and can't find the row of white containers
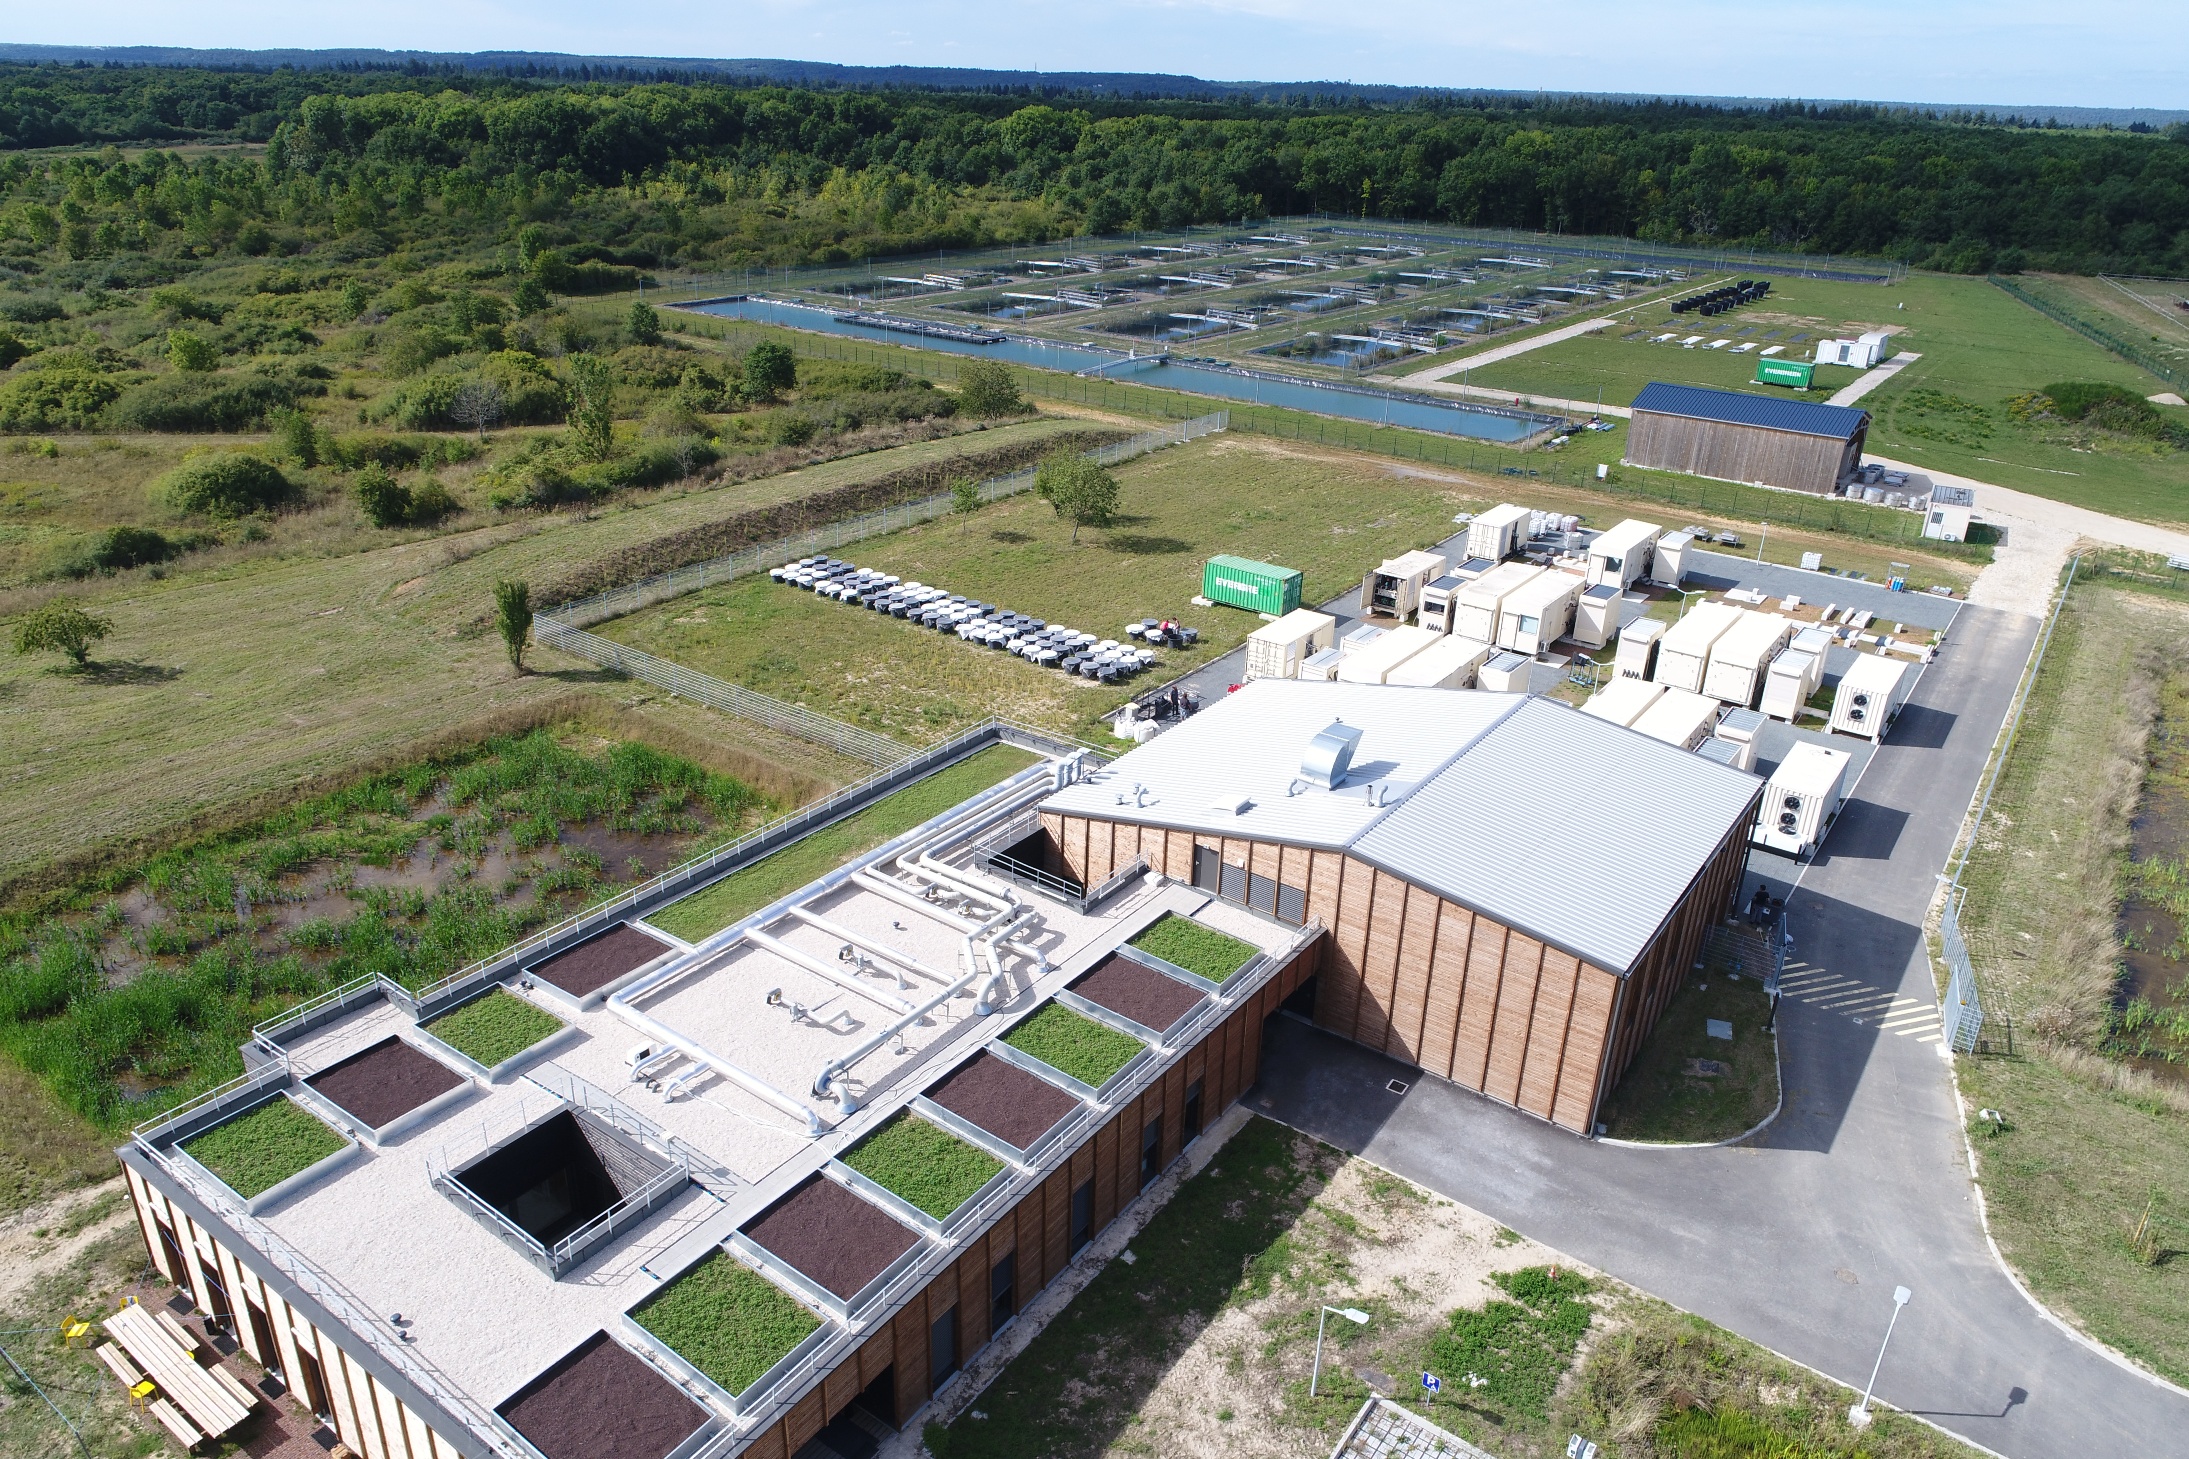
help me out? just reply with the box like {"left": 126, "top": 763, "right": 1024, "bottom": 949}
{"left": 1611, "top": 602, "right": 1913, "bottom": 739}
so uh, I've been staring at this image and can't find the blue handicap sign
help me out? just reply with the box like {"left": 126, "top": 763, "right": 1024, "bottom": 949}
{"left": 1421, "top": 1372, "right": 1441, "bottom": 1394}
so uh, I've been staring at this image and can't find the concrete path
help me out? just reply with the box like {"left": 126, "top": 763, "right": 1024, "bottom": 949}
{"left": 1866, "top": 454, "right": 2189, "bottom": 562}
{"left": 1410, "top": 380, "right": 1632, "bottom": 418}
{"left": 1407, "top": 313, "right": 1622, "bottom": 384}
{"left": 1247, "top": 602, "right": 2189, "bottom": 1458}
{"left": 1829, "top": 351, "right": 1922, "bottom": 407}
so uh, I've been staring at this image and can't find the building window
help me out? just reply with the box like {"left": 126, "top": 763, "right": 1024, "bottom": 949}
{"left": 1192, "top": 845, "right": 1220, "bottom": 893}
{"left": 1277, "top": 884, "right": 1307, "bottom": 924}
{"left": 1247, "top": 872, "right": 1276, "bottom": 914}
{"left": 1219, "top": 862, "right": 1246, "bottom": 903}
{"left": 929, "top": 1305, "right": 959, "bottom": 1392}
{"left": 1070, "top": 1178, "right": 1094, "bottom": 1254}
{"left": 1139, "top": 1115, "right": 1164, "bottom": 1190}
{"left": 1183, "top": 1079, "right": 1205, "bottom": 1143}
{"left": 990, "top": 1251, "right": 1017, "bottom": 1334}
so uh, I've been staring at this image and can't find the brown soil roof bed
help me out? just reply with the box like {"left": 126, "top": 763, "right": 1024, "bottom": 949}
{"left": 742, "top": 1174, "right": 919, "bottom": 1300}
{"left": 528, "top": 923, "right": 672, "bottom": 998}
{"left": 926, "top": 1051, "right": 1080, "bottom": 1150}
{"left": 497, "top": 1330, "right": 707, "bottom": 1459}
{"left": 1070, "top": 954, "right": 1204, "bottom": 1033}
{"left": 304, "top": 1037, "right": 464, "bottom": 1131}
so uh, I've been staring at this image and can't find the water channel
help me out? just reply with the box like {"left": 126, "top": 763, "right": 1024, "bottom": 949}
{"left": 683, "top": 296, "right": 1559, "bottom": 444}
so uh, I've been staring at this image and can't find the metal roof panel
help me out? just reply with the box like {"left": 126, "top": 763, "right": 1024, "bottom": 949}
{"left": 1631, "top": 381, "right": 1870, "bottom": 440}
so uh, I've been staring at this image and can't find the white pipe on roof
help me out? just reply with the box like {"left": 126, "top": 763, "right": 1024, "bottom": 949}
{"left": 785, "top": 906, "right": 957, "bottom": 990}
{"left": 613, "top": 994, "right": 829, "bottom": 1135}
{"left": 744, "top": 928, "right": 915, "bottom": 1014}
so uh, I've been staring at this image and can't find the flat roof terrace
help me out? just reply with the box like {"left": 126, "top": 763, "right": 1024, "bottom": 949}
{"left": 127, "top": 741, "right": 1323, "bottom": 1455}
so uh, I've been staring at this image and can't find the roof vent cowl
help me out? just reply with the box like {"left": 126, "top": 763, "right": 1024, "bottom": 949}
{"left": 1301, "top": 720, "right": 1363, "bottom": 790}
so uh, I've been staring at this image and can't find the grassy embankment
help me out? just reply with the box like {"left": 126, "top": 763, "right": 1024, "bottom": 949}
{"left": 1952, "top": 561, "right": 2189, "bottom": 1383}
{"left": 925, "top": 1116, "right": 1979, "bottom": 1459}
{"left": 601, "top": 432, "right": 1983, "bottom": 746}
{"left": 1459, "top": 271, "right": 2186, "bottom": 524}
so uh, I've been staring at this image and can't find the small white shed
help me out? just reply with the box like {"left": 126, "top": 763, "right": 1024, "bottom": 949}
{"left": 1360, "top": 549, "right": 1449, "bottom": 622}
{"left": 1585, "top": 519, "right": 1661, "bottom": 590}
{"left": 1760, "top": 648, "right": 1822, "bottom": 721}
{"left": 1337, "top": 625, "right": 1443, "bottom": 684}
{"left": 1583, "top": 676, "right": 1668, "bottom": 727}
{"left": 1243, "top": 608, "right": 1337, "bottom": 681}
{"left": 1830, "top": 653, "right": 1914, "bottom": 741}
{"left": 1451, "top": 561, "right": 1546, "bottom": 644}
{"left": 1653, "top": 531, "right": 1694, "bottom": 585}
{"left": 1614, "top": 618, "right": 1666, "bottom": 679}
{"left": 1632, "top": 685, "right": 1724, "bottom": 751}
{"left": 1754, "top": 742, "right": 1852, "bottom": 857}
{"left": 1495, "top": 571, "right": 1584, "bottom": 655}
{"left": 1465, "top": 503, "right": 1531, "bottom": 562}
{"left": 1573, "top": 583, "right": 1625, "bottom": 649}
{"left": 1701, "top": 611, "right": 1795, "bottom": 707}
{"left": 1385, "top": 635, "right": 1493, "bottom": 689}
{"left": 1652, "top": 601, "right": 1743, "bottom": 694}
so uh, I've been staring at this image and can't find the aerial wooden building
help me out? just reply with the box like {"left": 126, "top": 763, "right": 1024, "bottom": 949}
{"left": 1626, "top": 381, "right": 1870, "bottom": 496}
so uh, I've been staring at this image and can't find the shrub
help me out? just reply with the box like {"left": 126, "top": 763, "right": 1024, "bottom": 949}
{"left": 407, "top": 479, "right": 458, "bottom": 522}
{"left": 611, "top": 344, "right": 693, "bottom": 388}
{"left": 957, "top": 359, "right": 1028, "bottom": 418}
{"left": 106, "top": 369, "right": 315, "bottom": 432}
{"left": 325, "top": 431, "right": 479, "bottom": 470}
{"left": 479, "top": 350, "right": 565, "bottom": 424}
{"left": 0, "top": 329, "right": 31, "bottom": 370}
{"left": 0, "top": 297, "right": 65, "bottom": 324}
{"left": 511, "top": 276, "right": 548, "bottom": 315}
{"left": 743, "top": 341, "right": 796, "bottom": 398}
{"left": 495, "top": 579, "right": 532, "bottom": 671}
{"left": 2041, "top": 380, "right": 2188, "bottom": 445}
{"left": 86, "top": 525, "right": 180, "bottom": 572}
{"left": 567, "top": 353, "right": 615, "bottom": 461}
{"left": 0, "top": 369, "right": 125, "bottom": 432}
{"left": 155, "top": 453, "right": 294, "bottom": 517}
{"left": 768, "top": 411, "right": 817, "bottom": 447}
{"left": 167, "top": 329, "right": 220, "bottom": 372}
{"left": 354, "top": 465, "right": 412, "bottom": 528}
{"left": 12, "top": 602, "right": 112, "bottom": 666}
{"left": 626, "top": 299, "right": 661, "bottom": 344}
{"left": 381, "top": 371, "right": 467, "bottom": 430}
{"left": 381, "top": 321, "right": 461, "bottom": 376}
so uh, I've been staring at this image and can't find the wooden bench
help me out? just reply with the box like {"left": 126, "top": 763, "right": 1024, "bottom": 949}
{"left": 155, "top": 1309, "right": 200, "bottom": 1354}
{"left": 95, "top": 1342, "right": 143, "bottom": 1389}
{"left": 209, "top": 1363, "right": 258, "bottom": 1412}
{"left": 147, "top": 1396, "right": 203, "bottom": 1450}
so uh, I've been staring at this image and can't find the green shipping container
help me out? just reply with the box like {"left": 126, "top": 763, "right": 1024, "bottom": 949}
{"left": 1756, "top": 357, "right": 1815, "bottom": 388}
{"left": 1202, "top": 555, "right": 1303, "bottom": 615}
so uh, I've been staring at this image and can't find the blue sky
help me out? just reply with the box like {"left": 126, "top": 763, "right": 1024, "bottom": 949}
{"left": 17, "top": 0, "right": 2187, "bottom": 111}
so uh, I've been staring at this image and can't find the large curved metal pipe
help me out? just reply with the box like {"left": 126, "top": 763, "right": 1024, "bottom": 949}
{"left": 744, "top": 929, "right": 914, "bottom": 1014}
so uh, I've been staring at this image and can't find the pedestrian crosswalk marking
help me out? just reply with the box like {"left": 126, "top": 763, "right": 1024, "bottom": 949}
{"left": 1776, "top": 965, "right": 1941, "bottom": 1040}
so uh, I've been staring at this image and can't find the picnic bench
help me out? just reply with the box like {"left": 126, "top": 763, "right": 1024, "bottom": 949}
{"left": 102, "top": 1301, "right": 254, "bottom": 1445}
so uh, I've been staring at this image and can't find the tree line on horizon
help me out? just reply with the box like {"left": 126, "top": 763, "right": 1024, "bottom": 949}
{"left": 0, "top": 64, "right": 2184, "bottom": 278}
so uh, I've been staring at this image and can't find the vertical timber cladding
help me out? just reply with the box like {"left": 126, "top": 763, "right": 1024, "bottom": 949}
{"left": 1626, "top": 410, "right": 1857, "bottom": 497}
{"left": 1047, "top": 813, "right": 1726, "bottom": 1134}
{"left": 742, "top": 931, "right": 1317, "bottom": 1457}
{"left": 117, "top": 1160, "right": 460, "bottom": 1459}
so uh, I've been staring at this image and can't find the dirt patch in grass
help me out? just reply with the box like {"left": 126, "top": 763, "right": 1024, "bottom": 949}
{"left": 304, "top": 1035, "right": 464, "bottom": 1129}
{"left": 646, "top": 743, "right": 1037, "bottom": 944}
{"left": 741, "top": 1173, "right": 920, "bottom": 1300}
{"left": 925, "top": 1050, "right": 1080, "bottom": 1151}
{"left": 1069, "top": 955, "right": 1206, "bottom": 1033}
{"left": 423, "top": 988, "right": 567, "bottom": 1069}
{"left": 631, "top": 1250, "right": 820, "bottom": 1397}
{"left": 839, "top": 1109, "right": 1003, "bottom": 1219}
{"left": 180, "top": 1096, "right": 345, "bottom": 1199}
{"left": 1596, "top": 951, "right": 1780, "bottom": 1143}
{"left": 1002, "top": 1002, "right": 1143, "bottom": 1088}
{"left": 1128, "top": 913, "right": 1257, "bottom": 984}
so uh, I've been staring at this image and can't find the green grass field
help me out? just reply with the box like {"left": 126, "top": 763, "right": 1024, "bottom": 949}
{"left": 645, "top": 744, "right": 1037, "bottom": 943}
{"left": 1460, "top": 271, "right": 2187, "bottom": 524}
{"left": 0, "top": 423, "right": 1081, "bottom": 892}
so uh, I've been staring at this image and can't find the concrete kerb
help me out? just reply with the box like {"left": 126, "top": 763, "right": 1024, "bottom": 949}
{"left": 873, "top": 1099, "right": 1258, "bottom": 1457}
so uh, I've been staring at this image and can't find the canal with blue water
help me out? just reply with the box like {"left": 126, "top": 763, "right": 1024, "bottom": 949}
{"left": 684, "top": 297, "right": 1555, "bottom": 444}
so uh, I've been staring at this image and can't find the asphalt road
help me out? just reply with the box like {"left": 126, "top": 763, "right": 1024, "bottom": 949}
{"left": 1246, "top": 602, "right": 2189, "bottom": 1457}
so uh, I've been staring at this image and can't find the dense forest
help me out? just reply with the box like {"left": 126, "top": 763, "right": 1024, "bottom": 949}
{"left": 0, "top": 63, "right": 2185, "bottom": 276}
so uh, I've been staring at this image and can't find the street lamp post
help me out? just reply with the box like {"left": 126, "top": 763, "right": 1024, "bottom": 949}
{"left": 1311, "top": 1306, "right": 1370, "bottom": 1398}
{"left": 1847, "top": 1286, "right": 1912, "bottom": 1429}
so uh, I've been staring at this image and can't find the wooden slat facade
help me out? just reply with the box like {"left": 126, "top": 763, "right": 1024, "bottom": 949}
{"left": 1044, "top": 808, "right": 1754, "bottom": 1134}
{"left": 122, "top": 930, "right": 1322, "bottom": 1459}
{"left": 1626, "top": 408, "right": 1864, "bottom": 497}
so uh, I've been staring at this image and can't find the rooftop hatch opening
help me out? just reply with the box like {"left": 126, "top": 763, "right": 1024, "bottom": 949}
{"left": 442, "top": 1108, "right": 687, "bottom": 1277}
{"left": 1300, "top": 720, "right": 1363, "bottom": 790}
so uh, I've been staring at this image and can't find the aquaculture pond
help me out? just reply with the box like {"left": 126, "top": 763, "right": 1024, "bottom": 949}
{"left": 0, "top": 728, "right": 772, "bottom": 1128}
